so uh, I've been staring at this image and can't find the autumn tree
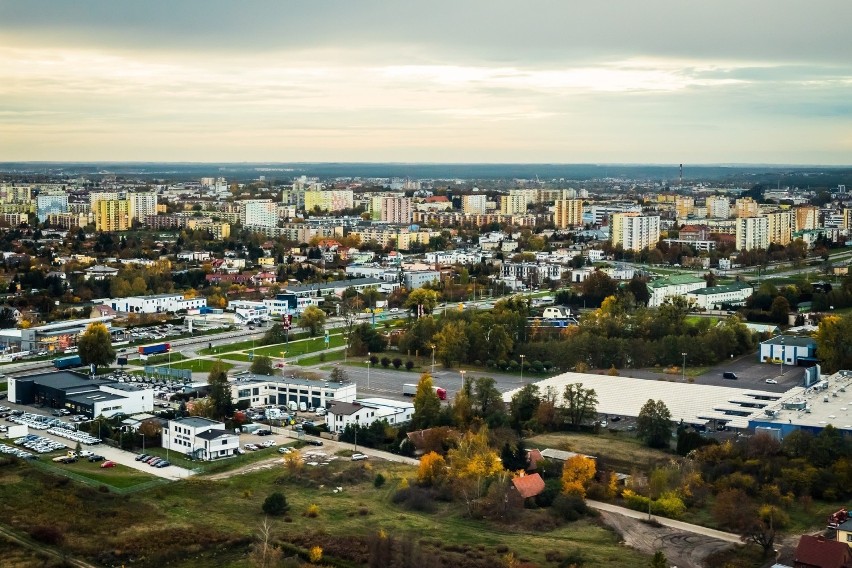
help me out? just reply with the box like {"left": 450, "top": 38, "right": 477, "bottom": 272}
{"left": 562, "top": 383, "right": 598, "bottom": 429}
{"left": 248, "top": 518, "right": 283, "bottom": 568}
{"left": 412, "top": 373, "right": 441, "bottom": 429}
{"left": 433, "top": 320, "right": 469, "bottom": 367}
{"left": 208, "top": 359, "right": 233, "bottom": 420}
{"left": 817, "top": 314, "right": 852, "bottom": 373}
{"left": 405, "top": 288, "right": 439, "bottom": 316}
{"left": 299, "top": 306, "right": 326, "bottom": 336}
{"left": 561, "top": 455, "right": 596, "bottom": 498}
{"left": 417, "top": 451, "right": 446, "bottom": 486}
{"left": 637, "top": 399, "right": 673, "bottom": 449}
{"left": 77, "top": 322, "right": 116, "bottom": 370}
{"left": 447, "top": 428, "right": 505, "bottom": 516}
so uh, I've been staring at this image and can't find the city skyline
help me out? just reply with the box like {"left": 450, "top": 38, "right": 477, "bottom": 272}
{"left": 1, "top": 1, "right": 851, "bottom": 164}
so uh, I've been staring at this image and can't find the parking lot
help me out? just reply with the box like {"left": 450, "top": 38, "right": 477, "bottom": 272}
{"left": 693, "top": 357, "right": 804, "bottom": 392}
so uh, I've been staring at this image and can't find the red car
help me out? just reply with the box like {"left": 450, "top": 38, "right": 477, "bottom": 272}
{"left": 100, "top": 460, "right": 117, "bottom": 468}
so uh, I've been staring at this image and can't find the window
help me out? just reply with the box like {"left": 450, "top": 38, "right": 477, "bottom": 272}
{"left": 847, "top": 534, "right": 852, "bottom": 542}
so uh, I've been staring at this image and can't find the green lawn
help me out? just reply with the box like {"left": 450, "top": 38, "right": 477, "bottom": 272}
{"left": 141, "top": 443, "right": 291, "bottom": 475}
{"left": 169, "top": 359, "right": 234, "bottom": 373}
{"left": 221, "top": 353, "right": 252, "bottom": 362}
{"left": 32, "top": 455, "right": 162, "bottom": 491}
{"left": 0, "top": 381, "right": 6, "bottom": 392}
{"left": 253, "top": 334, "right": 346, "bottom": 358}
{"left": 128, "top": 352, "right": 188, "bottom": 366}
{"left": 294, "top": 350, "right": 347, "bottom": 366}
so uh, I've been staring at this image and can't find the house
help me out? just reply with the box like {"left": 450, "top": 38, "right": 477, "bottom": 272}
{"left": 90, "top": 304, "right": 117, "bottom": 319}
{"left": 526, "top": 448, "right": 544, "bottom": 471}
{"left": 759, "top": 336, "right": 818, "bottom": 366}
{"left": 326, "top": 398, "right": 414, "bottom": 434}
{"left": 794, "top": 534, "right": 852, "bottom": 568}
{"left": 84, "top": 265, "right": 119, "bottom": 281}
{"left": 508, "top": 473, "right": 545, "bottom": 507}
{"left": 837, "top": 518, "right": 852, "bottom": 548}
{"left": 161, "top": 416, "right": 240, "bottom": 461}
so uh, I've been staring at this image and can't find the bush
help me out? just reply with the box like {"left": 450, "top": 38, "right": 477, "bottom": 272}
{"left": 405, "top": 360, "right": 414, "bottom": 371}
{"left": 392, "top": 486, "right": 436, "bottom": 512}
{"left": 262, "top": 492, "right": 289, "bottom": 516}
{"left": 29, "top": 525, "right": 64, "bottom": 545}
{"left": 374, "top": 473, "right": 386, "bottom": 488}
{"left": 559, "top": 548, "right": 586, "bottom": 568}
{"left": 370, "top": 355, "right": 379, "bottom": 366}
{"left": 380, "top": 357, "right": 391, "bottom": 368}
{"left": 550, "top": 494, "right": 589, "bottom": 522}
{"left": 305, "top": 503, "right": 320, "bottom": 518}
{"left": 535, "top": 478, "right": 562, "bottom": 508}
{"left": 392, "top": 358, "right": 402, "bottom": 369}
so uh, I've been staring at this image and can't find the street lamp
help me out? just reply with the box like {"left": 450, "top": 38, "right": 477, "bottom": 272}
{"left": 459, "top": 369, "right": 466, "bottom": 385}
{"left": 520, "top": 354, "right": 526, "bottom": 384}
{"left": 681, "top": 353, "right": 687, "bottom": 382}
{"left": 779, "top": 337, "right": 785, "bottom": 378}
{"left": 366, "top": 352, "right": 371, "bottom": 390}
{"left": 430, "top": 344, "right": 436, "bottom": 375}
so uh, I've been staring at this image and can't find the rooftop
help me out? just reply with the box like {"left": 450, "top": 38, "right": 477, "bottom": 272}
{"left": 196, "top": 429, "right": 233, "bottom": 440}
{"left": 328, "top": 401, "right": 371, "bottom": 416}
{"left": 761, "top": 335, "right": 816, "bottom": 347}
{"left": 285, "top": 277, "right": 383, "bottom": 293}
{"left": 690, "top": 282, "right": 753, "bottom": 295}
{"left": 647, "top": 274, "right": 706, "bottom": 289}
{"left": 172, "top": 416, "right": 222, "bottom": 429}
{"left": 232, "top": 374, "right": 351, "bottom": 390}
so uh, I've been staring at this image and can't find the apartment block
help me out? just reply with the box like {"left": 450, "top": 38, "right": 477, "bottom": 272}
{"left": 611, "top": 213, "right": 660, "bottom": 252}
{"left": 735, "top": 216, "right": 769, "bottom": 251}
{"left": 304, "top": 190, "right": 354, "bottom": 212}
{"left": 500, "top": 192, "right": 528, "bottom": 215}
{"left": 128, "top": 192, "right": 158, "bottom": 223}
{"left": 735, "top": 197, "right": 759, "bottom": 218}
{"left": 675, "top": 196, "right": 695, "bottom": 218}
{"left": 95, "top": 199, "right": 130, "bottom": 232}
{"left": 554, "top": 199, "right": 584, "bottom": 229}
{"left": 36, "top": 193, "right": 69, "bottom": 223}
{"left": 242, "top": 200, "right": 277, "bottom": 227}
{"left": 380, "top": 196, "right": 413, "bottom": 224}
{"left": 462, "top": 194, "right": 487, "bottom": 214}
{"left": 705, "top": 196, "right": 730, "bottom": 219}
{"left": 765, "top": 210, "right": 794, "bottom": 246}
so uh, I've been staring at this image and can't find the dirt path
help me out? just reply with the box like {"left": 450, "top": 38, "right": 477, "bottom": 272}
{"left": 596, "top": 511, "right": 735, "bottom": 568}
{"left": 0, "top": 524, "right": 100, "bottom": 568}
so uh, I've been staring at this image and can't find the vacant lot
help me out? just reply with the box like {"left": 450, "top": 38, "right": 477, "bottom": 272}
{"left": 0, "top": 453, "right": 650, "bottom": 568}
{"left": 526, "top": 431, "right": 674, "bottom": 473}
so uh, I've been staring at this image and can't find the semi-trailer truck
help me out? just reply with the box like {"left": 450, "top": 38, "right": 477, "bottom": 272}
{"left": 138, "top": 343, "right": 170, "bottom": 356}
{"left": 403, "top": 384, "right": 447, "bottom": 400}
{"left": 54, "top": 354, "right": 82, "bottom": 369}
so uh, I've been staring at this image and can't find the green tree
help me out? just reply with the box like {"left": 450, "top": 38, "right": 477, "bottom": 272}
{"left": 561, "top": 383, "right": 598, "bottom": 429}
{"left": 260, "top": 323, "right": 288, "bottom": 345}
{"left": 770, "top": 295, "right": 791, "bottom": 324}
{"left": 412, "top": 373, "right": 441, "bottom": 429}
{"left": 261, "top": 492, "right": 289, "bottom": 516}
{"left": 405, "top": 288, "right": 439, "bottom": 316}
{"left": 474, "top": 376, "right": 505, "bottom": 426}
{"left": 483, "top": 324, "right": 513, "bottom": 362}
{"left": 299, "top": 306, "right": 326, "bottom": 336}
{"left": 250, "top": 355, "right": 275, "bottom": 376}
{"left": 650, "top": 551, "right": 668, "bottom": 568}
{"left": 581, "top": 270, "right": 617, "bottom": 307}
{"left": 77, "top": 322, "right": 116, "bottom": 370}
{"left": 329, "top": 365, "right": 349, "bottom": 383}
{"left": 637, "top": 399, "right": 673, "bottom": 449}
{"left": 816, "top": 314, "right": 852, "bottom": 373}
{"left": 434, "top": 320, "right": 469, "bottom": 367}
{"left": 0, "top": 307, "right": 18, "bottom": 329}
{"left": 509, "top": 383, "right": 540, "bottom": 430}
{"left": 208, "top": 359, "right": 233, "bottom": 420}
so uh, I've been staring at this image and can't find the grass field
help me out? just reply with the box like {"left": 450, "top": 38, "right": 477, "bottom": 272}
{"left": 169, "top": 359, "right": 234, "bottom": 373}
{"left": 0, "top": 456, "right": 651, "bottom": 568}
{"left": 294, "top": 350, "right": 346, "bottom": 366}
{"left": 221, "top": 353, "right": 252, "bottom": 362}
{"left": 0, "top": 381, "right": 7, "bottom": 391}
{"left": 0, "top": 535, "right": 68, "bottom": 568}
{"left": 253, "top": 334, "right": 346, "bottom": 358}
{"left": 128, "top": 352, "right": 187, "bottom": 366}
{"left": 141, "top": 442, "right": 293, "bottom": 475}
{"left": 525, "top": 431, "right": 674, "bottom": 473}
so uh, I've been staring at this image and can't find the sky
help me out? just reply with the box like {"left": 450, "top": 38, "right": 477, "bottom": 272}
{"left": 1, "top": 1, "right": 851, "bottom": 164}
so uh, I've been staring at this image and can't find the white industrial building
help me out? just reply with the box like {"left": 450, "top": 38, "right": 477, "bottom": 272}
{"left": 326, "top": 398, "right": 414, "bottom": 434}
{"left": 161, "top": 417, "right": 240, "bottom": 461}
{"left": 103, "top": 293, "right": 207, "bottom": 314}
{"left": 230, "top": 374, "right": 356, "bottom": 410}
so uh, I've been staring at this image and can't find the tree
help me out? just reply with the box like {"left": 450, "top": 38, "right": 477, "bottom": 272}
{"left": 260, "top": 323, "right": 288, "bottom": 345}
{"left": 817, "top": 314, "right": 852, "bottom": 373}
{"left": 770, "top": 295, "right": 791, "bottom": 324}
{"left": 417, "top": 451, "right": 446, "bottom": 486}
{"left": 250, "top": 355, "right": 275, "bottom": 376}
{"left": 405, "top": 288, "right": 439, "bottom": 316}
{"left": 446, "top": 428, "right": 505, "bottom": 516}
{"left": 509, "top": 384, "right": 540, "bottom": 430}
{"left": 248, "top": 518, "right": 283, "bottom": 568}
{"left": 329, "top": 365, "right": 349, "bottom": 383}
{"left": 77, "top": 322, "right": 116, "bottom": 370}
{"left": 474, "top": 376, "right": 505, "bottom": 425}
{"left": 561, "top": 455, "right": 596, "bottom": 498}
{"left": 561, "top": 383, "right": 598, "bottom": 429}
{"left": 581, "top": 270, "right": 617, "bottom": 307}
{"left": 433, "top": 320, "right": 469, "bottom": 367}
{"left": 299, "top": 306, "right": 326, "bottom": 336}
{"left": 207, "top": 360, "right": 233, "bottom": 420}
{"left": 637, "top": 399, "right": 673, "bottom": 449}
{"left": 650, "top": 551, "right": 668, "bottom": 568}
{"left": 412, "top": 373, "right": 441, "bottom": 429}
{"left": 0, "top": 307, "right": 17, "bottom": 329}
{"left": 262, "top": 492, "right": 289, "bottom": 516}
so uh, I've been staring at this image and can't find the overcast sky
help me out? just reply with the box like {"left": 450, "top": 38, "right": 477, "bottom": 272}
{"left": 1, "top": 1, "right": 851, "bottom": 164}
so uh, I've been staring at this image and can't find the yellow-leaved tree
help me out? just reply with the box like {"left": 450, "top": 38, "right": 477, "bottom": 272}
{"left": 417, "top": 451, "right": 446, "bottom": 486}
{"left": 447, "top": 428, "right": 504, "bottom": 516}
{"left": 561, "top": 455, "right": 596, "bottom": 498}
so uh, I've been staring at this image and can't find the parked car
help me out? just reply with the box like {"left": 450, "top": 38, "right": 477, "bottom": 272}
{"left": 765, "top": 378, "right": 778, "bottom": 384}
{"left": 136, "top": 453, "right": 150, "bottom": 461}
{"left": 155, "top": 460, "right": 170, "bottom": 468}
{"left": 722, "top": 372, "right": 738, "bottom": 380}
{"left": 88, "top": 455, "right": 105, "bottom": 462}
{"left": 307, "top": 440, "right": 323, "bottom": 446}
{"left": 100, "top": 460, "right": 117, "bottom": 468}
{"left": 351, "top": 453, "right": 368, "bottom": 461}
{"left": 148, "top": 458, "right": 163, "bottom": 467}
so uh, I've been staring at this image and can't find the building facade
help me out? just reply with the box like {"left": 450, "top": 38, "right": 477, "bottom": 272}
{"left": 162, "top": 417, "right": 240, "bottom": 461}
{"left": 611, "top": 214, "right": 661, "bottom": 252}
{"left": 735, "top": 216, "right": 769, "bottom": 251}
{"left": 95, "top": 199, "right": 130, "bottom": 232}
{"left": 554, "top": 199, "right": 583, "bottom": 229}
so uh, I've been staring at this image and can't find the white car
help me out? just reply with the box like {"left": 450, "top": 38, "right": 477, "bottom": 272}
{"left": 261, "top": 440, "right": 276, "bottom": 448}
{"left": 765, "top": 378, "right": 778, "bottom": 384}
{"left": 351, "top": 453, "right": 368, "bottom": 461}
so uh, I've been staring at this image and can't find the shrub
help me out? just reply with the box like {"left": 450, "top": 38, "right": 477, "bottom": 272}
{"left": 380, "top": 357, "right": 391, "bottom": 368}
{"left": 405, "top": 360, "right": 414, "bottom": 371}
{"left": 305, "top": 503, "right": 320, "bottom": 518}
{"left": 374, "top": 473, "right": 386, "bottom": 488}
{"left": 309, "top": 546, "right": 322, "bottom": 563}
{"left": 535, "top": 478, "right": 562, "bottom": 508}
{"left": 370, "top": 355, "right": 379, "bottom": 366}
{"left": 559, "top": 548, "right": 586, "bottom": 567}
{"left": 392, "top": 358, "right": 402, "bottom": 369}
{"left": 29, "top": 525, "right": 64, "bottom": 546}
{"left": 262, "top": 492, "right": 289, "bottom": 516}
{"left": 550, "top": 494, "right": 589, "bottom": 522}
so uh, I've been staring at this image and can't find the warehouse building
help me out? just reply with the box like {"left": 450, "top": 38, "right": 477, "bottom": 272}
{"left": 230, "top": 373, "right": 356, "bottom": 410}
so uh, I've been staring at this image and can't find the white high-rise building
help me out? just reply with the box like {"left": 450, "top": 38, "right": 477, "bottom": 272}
{"left": 128, "top": 192, "right": 158, "bottom": 223}
{"left": 611, "top": 214, "right": 661, "bottom": 252}
{"left": 462, "top": 194, "right": 487, "bottom": 214}
{"left": 243, "top": 200, "right": 278, "bottom": 227}
{"left": 735, "top": 217, "right": 769, "bottom": 251}
{"left": 36, "top": 193, "right": 69, "bottom": 223}
{"left": 705, "top": 196, "right": 730, "bottom": 219}
{"left": 380, "top": 197, "right": 412, "bottom": 224}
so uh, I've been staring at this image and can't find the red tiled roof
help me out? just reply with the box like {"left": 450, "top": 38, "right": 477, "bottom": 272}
{"left": 511, "top": 473, "right": 545, "bottom": 499}
{"left": 795, "top": 535, "right": 852, "bottom": 568}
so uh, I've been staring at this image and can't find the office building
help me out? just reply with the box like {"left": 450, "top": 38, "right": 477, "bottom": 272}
{"left": 554, "top": 199, "right": 583, "bottom": 229}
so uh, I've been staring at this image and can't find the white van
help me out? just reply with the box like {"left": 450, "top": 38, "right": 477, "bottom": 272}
{"left": 298, "top": 402, "right": 307, "bottom": 412}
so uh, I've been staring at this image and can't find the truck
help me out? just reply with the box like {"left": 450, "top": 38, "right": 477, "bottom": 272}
{"left": 54, "top": 354, "right": 82, "bottom": 369}
{"left": 138, "top": 342, "right": 170, "bottom": 356}
{"left": 403, "top": 384, "right": 447, "bottom": 400}
{"left": 828, "top": 508, "right": 849, "bottom": 529}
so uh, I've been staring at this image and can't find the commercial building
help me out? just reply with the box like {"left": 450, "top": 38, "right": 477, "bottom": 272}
{"left": 7, "top": 371, "right": 153, "bottom": 418}
{"left": 687, "top": 282, "right": 754, "bottom": 310}
{"left": 95, "top": 199, "right": 130, "bottom": 232}
{"left": 161, "top": 417, "right": 240, "bottom": 461}
{"left": 18, "top": 316, "right": 114, "bottom": 352}
{"left": 230, "top": 374, "right": 356, "bottom": 409}
{"left": 380, "top": 197, "right": 413, "bottom": 224}
{"left": 103, "top": 293, "right": 207, "bottom": 314}
{"left": 326, "top": 398, "right": 414, "bottom": 434}
{"left": 611, "top": 213, "right": 660, "bottom": 252}
{"left": 758, "top": 336, "right": 817, "bottom": 366}
{"left": 36, "top": 193, "right": 69, "bottom": 223}
{"left": 647, "top": 274, "right": 706, "bottom": 307}
{"left": 402, "top": 270, "right": 439, "bottom": 290}
{"left": 553, "top": 199, "right": 583, "bottom": 229}
{"left": 735, "top": 216, "right": 769, "bottom": 251}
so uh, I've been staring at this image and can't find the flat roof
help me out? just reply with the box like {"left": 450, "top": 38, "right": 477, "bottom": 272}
{"left": 67, "top": 391, "right": 126, "bottom": 404}
{"left": 761, "top": 335, "right": 816, "bottom": 347}
{"left": 690, "top": 282, "right": 753, "bottom": 295}
{"left": 172, "top": 416, "right": 222, "bottom": 428}
{"left": 31, "top": 316, "right": 113, "bottom": 333}
{"left": 749, "top": 371, "right": 852, "bottom": 430}
{"left": 285, "top": 277, "right": 383, "bottom": 293}
{"left": 13, "top": 371, "right": 108, "bottom": 391}
{"left": 232, "top": 374, "right": 351, "bottom": 390}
